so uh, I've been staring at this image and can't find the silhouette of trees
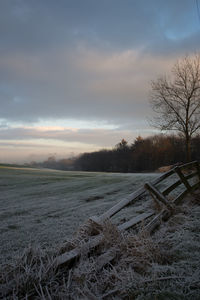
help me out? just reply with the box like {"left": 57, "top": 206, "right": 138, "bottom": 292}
{"left": 74, "top": 134, "right": 194, "bottom": 173}
{"left": 115, "top": 138, "right": 128, "bottom": 150}
{"left": 33, "top": 134, "right": 200, "bottom": 173}
{"left": 150, "top": 54, "right": 200, "bottom": 162}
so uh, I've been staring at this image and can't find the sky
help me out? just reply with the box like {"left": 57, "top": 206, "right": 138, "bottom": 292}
{"left": 0, "top": 0, "right": 200, "bottom": 163}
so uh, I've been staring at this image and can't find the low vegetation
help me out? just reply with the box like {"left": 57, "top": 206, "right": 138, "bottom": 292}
{"left": 1, "top": 191, "right": 200, "bottom": 299}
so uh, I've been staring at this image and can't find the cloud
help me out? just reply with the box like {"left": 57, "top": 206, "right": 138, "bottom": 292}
{"left": 0, "top": 0, "right": 198, "bottom": 53}
{"left": 0, "top": 0, "right": 199, "bottom": 163}
{"left": 0, "top": 125, "right": 151, "bottom": 147}
{"left": 0, "top": 46, "right": 180, "bottom": 125}
{"left": 0, "top": 0, "right": 199, "bottom": 125}
{"left": 0, "top": 124, "right": 156, "bottom": 163}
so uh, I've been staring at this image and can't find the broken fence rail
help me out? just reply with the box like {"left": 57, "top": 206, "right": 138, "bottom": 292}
{"left": 55, "top": 160, "right": 200, "bottom": 266}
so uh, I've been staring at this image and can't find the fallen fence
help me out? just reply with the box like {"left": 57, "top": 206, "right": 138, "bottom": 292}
{"left": 55, "top": 160, "right": 200, "bottom": 267}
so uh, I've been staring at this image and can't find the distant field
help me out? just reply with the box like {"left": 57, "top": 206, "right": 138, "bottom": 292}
{"left": 0, "top": 166, "right": 159, "bottom": 262}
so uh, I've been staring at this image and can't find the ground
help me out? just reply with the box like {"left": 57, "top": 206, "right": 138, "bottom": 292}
{"left": 0, "top": 190, "right": 200, "bottom": 299}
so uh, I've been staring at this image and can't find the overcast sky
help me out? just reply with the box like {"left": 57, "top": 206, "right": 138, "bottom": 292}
{"left": 0, "top": 0, "right": 200, "bottom": 163}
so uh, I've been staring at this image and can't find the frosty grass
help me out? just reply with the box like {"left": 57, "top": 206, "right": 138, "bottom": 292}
{"left": 0, "top": 166, "right": 158, "bottom": 262}
{"left": 0, "top": 166, "right": 200, "bottom": 299}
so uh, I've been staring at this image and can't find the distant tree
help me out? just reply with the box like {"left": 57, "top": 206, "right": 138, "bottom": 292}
{"left": 115, "top": 138, "right": 128, "bottom": 150}
{"left": 150, "top": 54, "right": 200, "bottom": 161}
{"left": 115, "top": 139, "right": 130, "bottom": 172}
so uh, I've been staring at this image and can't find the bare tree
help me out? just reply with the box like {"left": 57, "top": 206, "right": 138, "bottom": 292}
{"left": 150, "top": 54, "right": 200, "bottom": 161}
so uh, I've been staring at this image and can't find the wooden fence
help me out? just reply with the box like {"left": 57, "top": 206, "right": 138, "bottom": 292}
{"left": 55, "top": 160, "right": 200, "bottom": 266}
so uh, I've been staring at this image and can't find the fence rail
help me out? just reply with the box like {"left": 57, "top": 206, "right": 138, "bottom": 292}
{"left": 55, "top": 160, "right": 200, "bottom": 266}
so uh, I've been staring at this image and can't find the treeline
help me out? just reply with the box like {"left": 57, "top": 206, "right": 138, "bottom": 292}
{"left": 74, "top": 134, "right": 200, "bottom": 172}
{"left": 30, "top": 156, "right": 76, "bottom": 171}
{"left": 31, "top": 134, "right": 200, "bottom": 173}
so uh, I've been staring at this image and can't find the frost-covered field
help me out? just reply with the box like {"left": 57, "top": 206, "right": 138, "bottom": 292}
{"left": 0, "top": 166, "right": 160, "bottom": 262}
{"left": 1, "top": 166, "right": 200, "bottom": 299}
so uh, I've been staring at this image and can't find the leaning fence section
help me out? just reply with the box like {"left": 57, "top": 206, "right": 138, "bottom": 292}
{"left": 55, "top": 161, "right": 200, "bottom": 266}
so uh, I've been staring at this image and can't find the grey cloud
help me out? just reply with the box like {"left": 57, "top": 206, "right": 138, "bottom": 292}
{"left": 0, "top": 0, "right": 198, "bottom": 53}
{"left": 0, "top": 0, "right": 199, "bottom": 125}
{"left": 0, "top": 47, "right": 176, "bottom": 124}
{"left": 0, "top": 120, "right": 9, "bottom": 129}
{"left": 0, "top": 141, "right": 51, "bottom": 148}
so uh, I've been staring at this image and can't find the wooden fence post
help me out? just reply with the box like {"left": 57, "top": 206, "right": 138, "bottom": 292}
{"left": 174, "top": 166, "right": 192, "bottom": 192}
{"left": 144, "top": 182, "right": 173, "bottom": 212}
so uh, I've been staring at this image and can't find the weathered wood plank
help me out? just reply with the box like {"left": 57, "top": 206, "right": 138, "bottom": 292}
{"left": 162, "top": 179, "right": 182, "bottom": 196}
{"left": 145, "top": 182, "right": 173, "bottom": 211}
{"left": 171, "top": 182, "right": 199, "bottom": 205}
{"left": 143, "top": 209, "right": 170, "bottom": 233}
{"left": 117, "top": 212, "right": 154, "bottom": 231}
{"left": 55, "top": 234, "right": 103, "bottom": 266}
{"left": 178, "top": 160, "right": 198, "bottom": 170}
{"left": 151, "top": 169, "right": 174, "bottom": 185}
{"left": 185, "top": 171, "right": 199, "bottom": 180}
{"left": 97, "top": 186, "right": 145, "bottom": 222}
{"left": 191, "top": 181, "right": 200, "bottom": 191}
{"left": 162, "top": 172, "right": 197, "bottom": 196}
{"left": 173, "top": 188, "right": 188, "bottom": 205}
